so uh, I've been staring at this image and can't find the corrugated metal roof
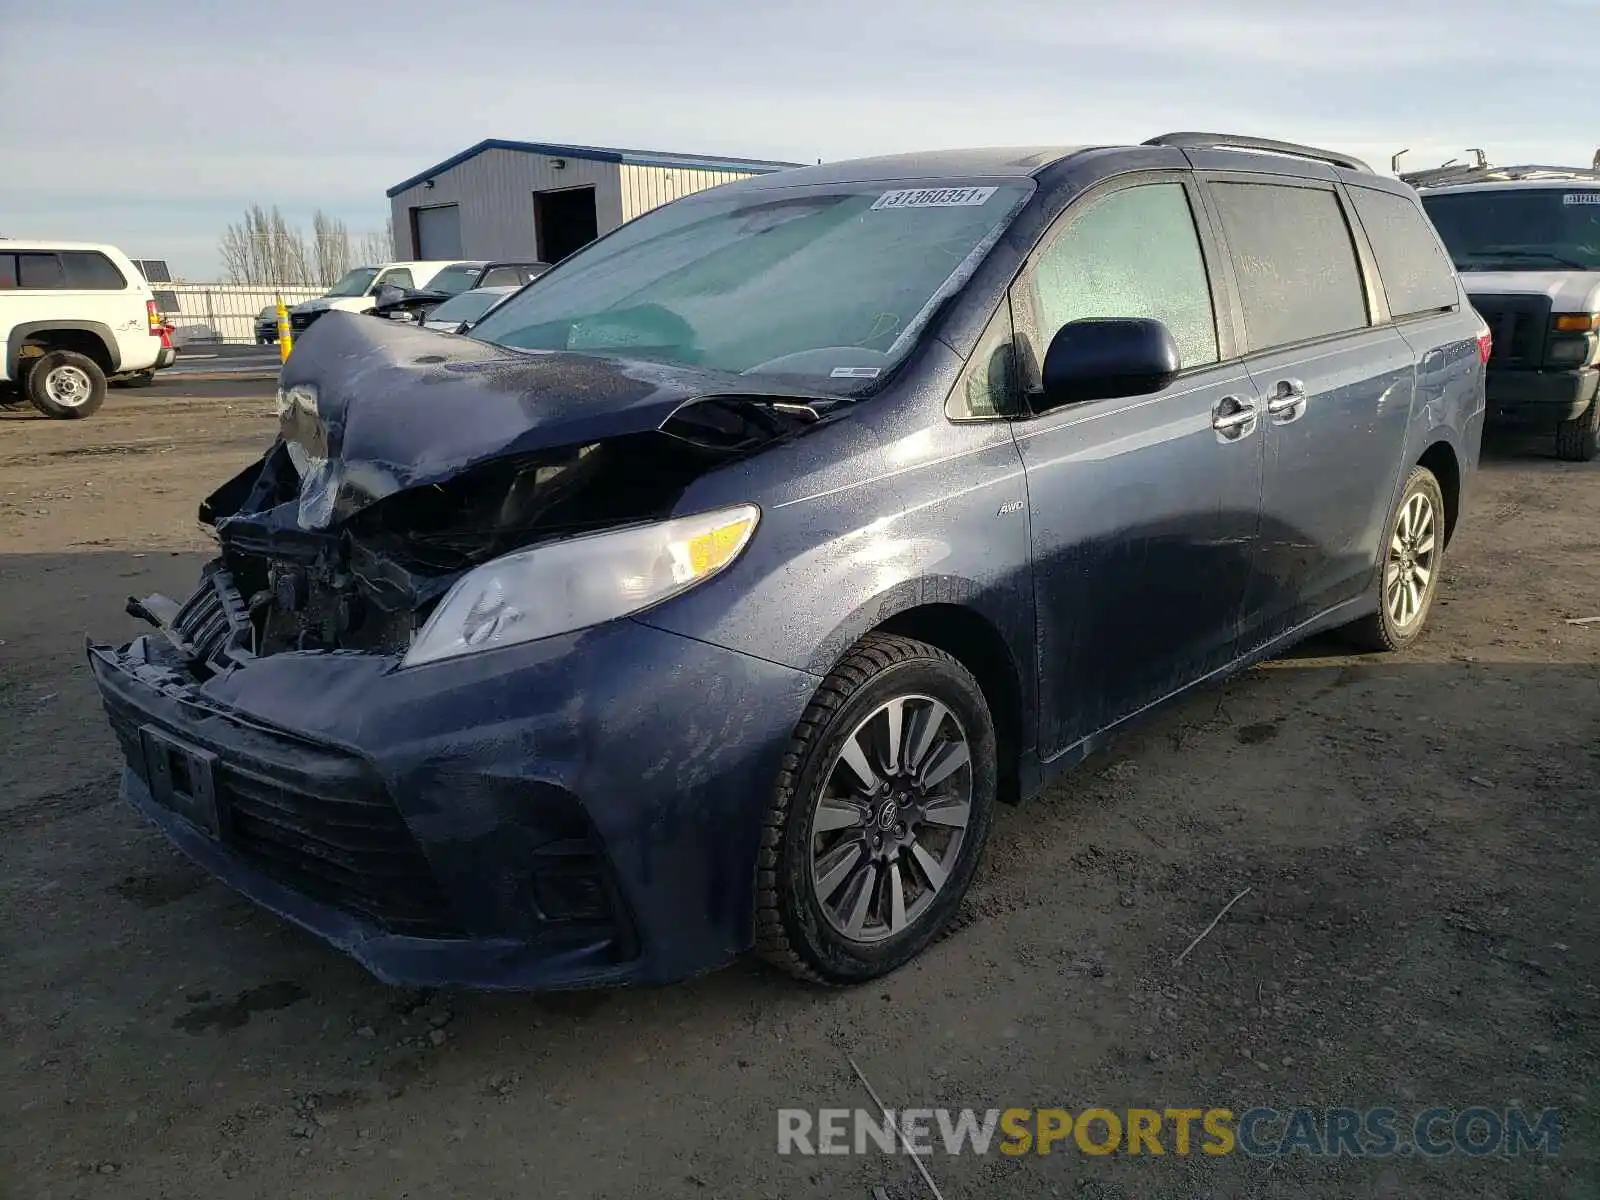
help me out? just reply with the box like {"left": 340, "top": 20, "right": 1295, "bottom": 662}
{"left": 387, "top": 139, "right": 805, "bottom": 197}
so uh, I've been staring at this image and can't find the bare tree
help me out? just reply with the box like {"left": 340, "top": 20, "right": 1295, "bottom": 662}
{"left": 220, "top": 208, "right": 396, "bottom": 283}
{"left": 310, "top": 209, "right": 352, "bottom": 285}
{"left": 217, "top": 204, "right": 315, "bottom": 285}
{"left": 354, "top": 216, "right": 396, "bottom": 266}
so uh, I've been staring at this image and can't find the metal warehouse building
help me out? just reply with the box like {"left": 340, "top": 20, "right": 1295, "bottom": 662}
{"left": 387, "top": 139, "right": 804, "bottom": 264}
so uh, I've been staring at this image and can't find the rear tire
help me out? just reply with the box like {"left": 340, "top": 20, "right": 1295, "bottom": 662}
{"left": 1555, "top": 397, "right": 1599, "bottom": 462}
{"left": 1340, "top": 465, "right": 1446, "bottom": 653}
{"left": 26, "top": 350, "right": 106, "bottom": 419}
{"left": 755, "top": 633, "right": 997, "bottom": 985}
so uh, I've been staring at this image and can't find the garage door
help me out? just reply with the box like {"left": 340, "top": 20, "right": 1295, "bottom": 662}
{"left": 414, "top": 205, "right": 462, "bottom": 259}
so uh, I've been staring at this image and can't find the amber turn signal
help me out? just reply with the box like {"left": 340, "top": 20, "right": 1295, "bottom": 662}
{"left": 1550, "top": 313, "right": 1600, "bottom": 333}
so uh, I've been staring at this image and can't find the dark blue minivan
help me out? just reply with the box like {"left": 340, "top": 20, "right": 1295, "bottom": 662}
{"left": 90, "top": 133, "right": 1487, "bottom": 990}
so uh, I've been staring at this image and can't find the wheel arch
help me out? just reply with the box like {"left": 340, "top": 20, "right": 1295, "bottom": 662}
{"left": 8, "top": 321, "right": 121, "bottom": 377}
{"left": 1415, "top": 438, "right": 1461, "bottom": 547}
{"left": 872, "top": 603, "right": 1026, "bottom": 805}
{"left": 806, "top": 580, "right": 1032, "bottom": 807}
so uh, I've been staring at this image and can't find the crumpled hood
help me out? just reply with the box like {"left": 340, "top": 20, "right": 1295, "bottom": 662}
{"left": 1461, "top": 270, "right": 1600, "bottom": 312}
{"left": 275, "top": 309, "right": 828, "bottom": 529}
{"left": 291, "top": 297, "right": 335, "bottom": 315}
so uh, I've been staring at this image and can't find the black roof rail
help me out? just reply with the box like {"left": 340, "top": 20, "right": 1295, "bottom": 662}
{"left": 1143, "top": 132, "right": 1373, "bottom": 174}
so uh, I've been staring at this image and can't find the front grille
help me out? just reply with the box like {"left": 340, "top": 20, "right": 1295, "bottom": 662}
{"left": 1472, "top": 294, "right": 1553, "bottom": 368}
{"left": 289, "top": 309, "right": 325, "bottom": 333}
{"left": 99, "top": 684, "right": 460, "bottom": 938}
{"left": 221, "top": 762, "right": 459, "bottom": 937}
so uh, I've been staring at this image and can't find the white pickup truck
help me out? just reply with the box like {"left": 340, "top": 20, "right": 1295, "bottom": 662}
{"left": 287, "top": 260, "right": 461, "bottom": 338}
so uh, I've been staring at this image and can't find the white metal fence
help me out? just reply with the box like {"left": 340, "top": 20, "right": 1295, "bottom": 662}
{"left": 154, "top": 283, "right": 325, "bottom": 346}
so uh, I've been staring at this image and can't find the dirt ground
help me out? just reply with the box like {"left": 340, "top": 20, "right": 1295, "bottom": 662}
{"left": 1, "top": 382, "right": 1596, "bottom": 1200}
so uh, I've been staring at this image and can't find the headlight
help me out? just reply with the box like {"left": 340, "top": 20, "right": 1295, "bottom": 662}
{"left": 401, "top": 503, "right": 761, "bottom": 668}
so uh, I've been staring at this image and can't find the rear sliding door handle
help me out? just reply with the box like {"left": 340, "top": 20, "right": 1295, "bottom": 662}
{"left": 1266, "top": 378, "right": 1308, "bottom": 422}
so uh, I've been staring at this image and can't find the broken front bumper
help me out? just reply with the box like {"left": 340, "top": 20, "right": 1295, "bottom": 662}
{"left": 87, "top": 618, "right": 818, "bottom": 990}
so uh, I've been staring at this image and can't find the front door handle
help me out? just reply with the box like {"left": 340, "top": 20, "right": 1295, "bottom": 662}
{"left": 1211, "top": 395, "right": 1258, "bottom": 440}
{"left": 1266, "top": 378, "right": 1307, "bottom": 422}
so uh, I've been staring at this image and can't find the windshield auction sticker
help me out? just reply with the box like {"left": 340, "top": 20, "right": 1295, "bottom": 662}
{"left": 872, "top": 187, "right": 999, "bottom": 210}
{"left": 1562, "top": 192, "right": 1600, "bottom": 204}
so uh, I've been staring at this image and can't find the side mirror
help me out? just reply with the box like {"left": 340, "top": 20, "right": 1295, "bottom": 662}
{"left": 1037, "top": 317, "right": 1181, "bottom": 411}
{"left": 372, "top": 283, "right": 408, "bottom": 310}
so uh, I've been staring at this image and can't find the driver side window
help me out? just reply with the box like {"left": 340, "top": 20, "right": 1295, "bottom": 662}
{"left": 1031, "top": 183, "right": 1219, "bottom": 373}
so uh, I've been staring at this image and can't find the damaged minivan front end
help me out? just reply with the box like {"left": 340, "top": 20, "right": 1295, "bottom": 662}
{"left": 87, "top": 313, "right": 832, "bottom": 988}
{"left": 88, "top": 164, "right": 1041, "bottom": 990}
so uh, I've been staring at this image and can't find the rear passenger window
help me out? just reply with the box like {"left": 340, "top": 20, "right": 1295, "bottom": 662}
{"left": 1210, "top": 183, "right": 1368, "bottom": 351}
{"left": 60, "top": 251, "right": 128, "bottom": 290}
{"left": 1032, "top": 183, "right": 1219, "bottom": 371}
{"left": 1347, "top": 187, "right": 1457, "bottom": 318}
{"left": 481, "top": 267, "right": 520, "bottom": 286}
{"left": 378, "top": 269, "right": 415, "bottom": 290}
{"left": 16, "top": 253, "right": 67, "bottom": 289}
{"left": 0, "top": 256, "right": 15, "bottom": 289}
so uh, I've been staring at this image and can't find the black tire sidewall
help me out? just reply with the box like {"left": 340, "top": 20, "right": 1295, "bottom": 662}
{"left": 1376, "top": 468, "right": 1446, "bottom": 650}
{"left": 27, "top": 350, "right": 106, "bottom": 419}
{"left": 775, "top": 655, "right": 997, "bottom": 983}
{"left": 1556, "top": 397, "right": 1600, "bottom": 462}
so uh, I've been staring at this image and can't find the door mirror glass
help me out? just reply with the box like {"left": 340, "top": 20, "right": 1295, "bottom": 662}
{"left": 1038, "top": 317, "right": 1180, "bottom": 411}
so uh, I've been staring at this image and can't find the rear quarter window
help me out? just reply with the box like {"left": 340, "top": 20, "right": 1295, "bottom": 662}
{"left": 1210, "top": 182, "right": 1369, "bottom": 352}
{"left": 1348, "top": 187, "right": 1457, "bottom": 318}
{"left": 16, "top": 253, "right": 67, "bottom": 289}
{"left": 0, "top": 255, "right": 16, "bottom": 289}
{"left": 60, "top": 251, "right": 129, "bottom": 290}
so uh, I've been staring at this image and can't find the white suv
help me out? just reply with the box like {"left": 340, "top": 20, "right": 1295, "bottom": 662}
{"left": 0, "top": 240, "right": 167, "bottom": 419}
{"left": 287, "top": 260, "right": 462, "bottom": 337}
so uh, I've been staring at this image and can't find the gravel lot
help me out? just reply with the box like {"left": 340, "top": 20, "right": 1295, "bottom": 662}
{"left": 2, "top": 383, "right": 1596, "bottom": 1200}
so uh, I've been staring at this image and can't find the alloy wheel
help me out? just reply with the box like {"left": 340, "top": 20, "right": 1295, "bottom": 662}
{"left": 809, "top": 694, "right": 973, "bottom": 945}
{"left": 1385, "top": 490, "right": 1437, "bottom": 628}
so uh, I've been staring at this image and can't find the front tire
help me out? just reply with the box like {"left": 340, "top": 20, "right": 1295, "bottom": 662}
{"left": 1341, "top": 465, "right": 1446, "bottom": 653}
{"left": 755, "top": 633, "right": 997, "bottom": 985}
{"left": 1555, "top": 397, "right": 1599, "bottom": 463}
{"left": 26, "top": 350, "right": 106, "bottom": 418}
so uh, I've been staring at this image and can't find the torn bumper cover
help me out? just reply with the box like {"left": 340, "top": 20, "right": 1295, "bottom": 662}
{"left": 88, "top": 619, "right": 817, "bottom": 989}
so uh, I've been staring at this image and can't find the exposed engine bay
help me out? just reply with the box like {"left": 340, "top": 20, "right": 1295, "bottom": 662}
{"left": 126, "top": 313, "right": 833, "bottom": 673}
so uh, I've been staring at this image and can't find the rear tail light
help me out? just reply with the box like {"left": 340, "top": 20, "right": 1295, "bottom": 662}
{"left": 146, "top": 299, "right": 163, "bottom": 334}
{"left": 1476, "top": 328, "right": 1493, "bottom": 364}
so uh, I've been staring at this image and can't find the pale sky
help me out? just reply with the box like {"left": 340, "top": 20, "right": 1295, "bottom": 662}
{"left": 2, "top": 0, "right": 1594, "bottom": 279}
